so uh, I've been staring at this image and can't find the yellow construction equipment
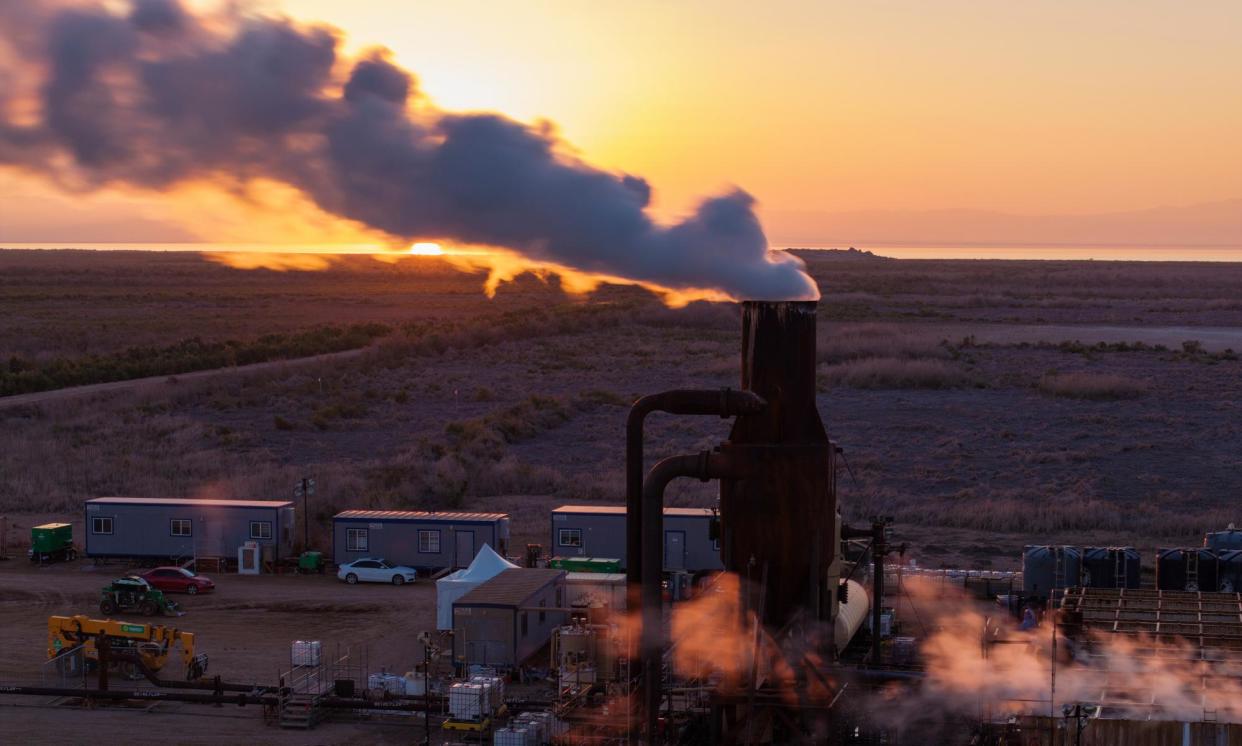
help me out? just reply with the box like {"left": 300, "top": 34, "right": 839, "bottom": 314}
{"left": 47, "top": 614, "right": 208, "bottom": 681}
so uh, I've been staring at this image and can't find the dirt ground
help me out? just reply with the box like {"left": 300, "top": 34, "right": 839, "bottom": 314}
{"left": 0, "top": 556, "right": 458, "bottom": 744}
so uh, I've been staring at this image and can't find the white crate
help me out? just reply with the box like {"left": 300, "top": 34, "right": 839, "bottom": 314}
{"left": 513, "top": 716, "right": 545, "bottom": 745}
{"left": 367, "top": 673, "right": 406, "bottom": 695}
{"left": 493, "top": 728, "right": 531, "bottom": 746}
{"left": 449, "top": 682, "right": 486, "bottom": 721}
{"left": 469, "top": 675, "right": 505, "bottom": 711}
{"left": 291, "top": 640, "right": 321, "bottom": 667}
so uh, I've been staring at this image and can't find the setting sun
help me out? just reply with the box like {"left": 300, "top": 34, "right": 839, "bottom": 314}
{"left": 409, "top": 242, "right": 444, "bottom": 256}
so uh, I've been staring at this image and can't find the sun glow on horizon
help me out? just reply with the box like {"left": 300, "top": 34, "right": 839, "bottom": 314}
{"left": 409, "top": 242, "right": 444, "bottom": 256}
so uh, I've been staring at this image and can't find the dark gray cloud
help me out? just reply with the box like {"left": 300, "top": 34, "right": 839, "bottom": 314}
{"left": 0, "top": 0, "right": 818, "bottom": 300}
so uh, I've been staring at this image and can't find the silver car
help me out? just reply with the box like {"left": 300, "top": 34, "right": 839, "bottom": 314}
{"left": 337, "top": 558, "right": 418, "bottom": 585}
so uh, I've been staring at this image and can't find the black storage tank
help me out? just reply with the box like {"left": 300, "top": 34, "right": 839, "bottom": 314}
{"left": 1156, "top": 548, "right": 1219, "bottom": 592}
{"left": 1205, "top": 530, "right": 1242, "bottom": 551}
{"left": 1022, "top": 545, "right": 1083, "bottom": 595}
{"left": 1081, "top": 547, "right": 1141, "bottom": 589}
{"left": 1218, "top": 550, "right": 1242, "bottom": 593}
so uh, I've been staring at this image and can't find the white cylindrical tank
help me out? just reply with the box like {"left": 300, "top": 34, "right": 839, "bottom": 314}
{"left": 834, "top": 579, "right": 870, "bottom": 653}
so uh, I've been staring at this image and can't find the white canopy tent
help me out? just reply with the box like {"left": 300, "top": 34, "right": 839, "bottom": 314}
{"left": 435, "top": 543, "right": 519, "bottom": 629}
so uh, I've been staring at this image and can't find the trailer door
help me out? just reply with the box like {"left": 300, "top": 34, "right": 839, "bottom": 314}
{"left": 664, "top": 530, "right": 686, "bottom": 570}
{"left": 455, "top": 530, "right": 475, "bottom": 568}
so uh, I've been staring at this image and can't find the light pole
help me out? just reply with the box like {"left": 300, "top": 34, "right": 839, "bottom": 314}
{"left": 294, "top": 478, "right": 315, "bottom": 551}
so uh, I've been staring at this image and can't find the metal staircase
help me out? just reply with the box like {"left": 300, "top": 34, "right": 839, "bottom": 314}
{"left": 279, "top": 690, "right": 324, "bottom": 729}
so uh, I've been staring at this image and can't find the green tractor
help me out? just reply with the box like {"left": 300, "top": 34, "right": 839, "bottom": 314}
{"left": 99, "top": 577, "right": 181, "bottom": 617}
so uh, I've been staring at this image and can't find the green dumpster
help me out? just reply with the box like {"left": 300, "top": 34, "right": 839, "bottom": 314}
{"left": 298, "top": 550, "right": 325, "bottom": 574}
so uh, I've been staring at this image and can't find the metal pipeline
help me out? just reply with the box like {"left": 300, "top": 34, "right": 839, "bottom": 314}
{"left": 639, "top": 450, "right": 745, "bottom": 744}
{"left": 625, "top": 389, "right": 765, "bottom": 590}
{"left": 624, "top": 388, "right": 764, "bottom": 744}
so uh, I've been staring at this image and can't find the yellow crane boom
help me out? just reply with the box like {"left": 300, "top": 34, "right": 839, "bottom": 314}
{"left": 48, "top": 614, "right": 207, "bottom": 680}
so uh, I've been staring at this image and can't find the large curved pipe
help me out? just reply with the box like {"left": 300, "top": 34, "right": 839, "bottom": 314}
{"left": 625, "top": 389, "right": 765, "bottom": 588}
{"left": 639, "top": 450, "right": 743, "bottom": 744}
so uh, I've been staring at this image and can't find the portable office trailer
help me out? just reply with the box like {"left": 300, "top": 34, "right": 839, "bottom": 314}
{"left": 550, "top": 505, "right": 722, "bottom": 573}
{"left": 84, "top": 497, "right": 294, "bottom": 561}
{"left": 452, "top": 568, "right": 567, "bottom": 668}
{"left": 332, "top": 510, "right": 510, "bottom": 571}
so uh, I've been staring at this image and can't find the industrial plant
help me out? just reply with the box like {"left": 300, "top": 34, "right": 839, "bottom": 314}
{"left": 3, "top": 301, "right": 1241, "bottom": 746}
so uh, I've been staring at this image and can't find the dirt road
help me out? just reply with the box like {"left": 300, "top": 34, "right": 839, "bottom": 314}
{"left": 0, "top": 557, "right": 441, "bottom": 744}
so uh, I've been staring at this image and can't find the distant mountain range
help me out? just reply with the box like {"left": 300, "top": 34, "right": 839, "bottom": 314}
{"left": 767, "top": 198, "right": 1242, "bottom": 247}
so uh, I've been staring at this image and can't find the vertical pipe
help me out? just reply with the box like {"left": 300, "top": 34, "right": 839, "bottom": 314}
{"left": 871, "top": 523, "right": 885, "bottom": 665}
{"left": 624, "top": 389, "right": 764, "bottom": 743}
{"left": 639, "top": 452, "right": 737, "bottom": 744}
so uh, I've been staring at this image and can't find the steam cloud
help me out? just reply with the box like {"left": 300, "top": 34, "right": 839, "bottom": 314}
{"left": 0, "top": 0, "right": 819, "bottom": 302}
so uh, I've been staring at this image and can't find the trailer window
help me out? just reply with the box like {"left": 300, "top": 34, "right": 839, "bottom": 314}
{"left": 249, "top": 521, "right": 273, "bottom": 540}
{"left": 170, "top": 519, "right": 192, "bottom": 537}
{"left": 539, "top": 599, "right": 546, "bottom": 624}
{"left": 91, "top": 517, "right": 114, "bottom": 535}
{"left": 418, "top": 530, "right": 441, "bottom": 553}
{"left": 346, "top": 528, "right": 369, "bottom": 552}
{"left": 521, "top": 612, "right": 529, "bottom": 638}
{"left": 558, "top": 528, "right": 582, "bottom": 548}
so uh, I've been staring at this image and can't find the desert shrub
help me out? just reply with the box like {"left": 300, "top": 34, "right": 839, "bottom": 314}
{"left": 273, "top": 415, "right": 295, "bottom": 431}
{"left": 1038, "top": 372, "right": 1147, "bottom": 400}
{"left": 818, "top": 358, "right": 972, "bottom": 390}
{"left": 0, "top": 323, "right": 392, "bottom": 397}
{"left": 818, "top": 325, "right": 949, "bottom": 365}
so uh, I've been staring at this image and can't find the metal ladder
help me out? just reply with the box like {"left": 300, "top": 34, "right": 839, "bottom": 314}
{"left": 1114, "top": 549, "right": 1126, "bottom": 589}
{"left": 1187, "top": 550, "right": 1200, "bottom": 591}
{"left": 1054, "top": 548, "right": 1066, "bottom": 590}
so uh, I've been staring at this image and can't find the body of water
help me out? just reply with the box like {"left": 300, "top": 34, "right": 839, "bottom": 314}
{"left": 3, "top": 242, "right": 1242, "bottom": 262}
{"left": 781, "top": 243, "right": 1242, "bottom": 262}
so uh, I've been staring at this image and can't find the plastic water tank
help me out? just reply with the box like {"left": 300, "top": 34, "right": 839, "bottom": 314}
{"left": 1156, "top": 548, "right": 1219, "bottom": 592}
{"left": 1081, "top": 547, "right": 1141, "bottom": 589}
{"left": 1218, "top": 550, "right": 1242, "bottom": 593}
{"left": 1022, "top": 546, "right": 1082, "bottom": 595}
{"left": 1205, "top": 530, "right": 1242, "bottom": 551}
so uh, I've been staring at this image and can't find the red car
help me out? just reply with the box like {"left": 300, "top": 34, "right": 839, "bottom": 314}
{"left": 141, "top": 567, "right": 216, "bottom": 595}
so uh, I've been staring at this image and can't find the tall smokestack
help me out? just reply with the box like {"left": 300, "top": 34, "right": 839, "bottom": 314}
{"left": 719, "top": 301, "right": 837, "bottom": 626}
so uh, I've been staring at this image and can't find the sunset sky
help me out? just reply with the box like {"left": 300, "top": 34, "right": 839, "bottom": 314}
{"left": 2, "top": 0, "right": 1239, "bottom": 247}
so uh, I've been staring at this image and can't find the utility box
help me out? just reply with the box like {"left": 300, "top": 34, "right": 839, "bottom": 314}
{"left": 29, "top": 523, "right": 76, "bottom": 563}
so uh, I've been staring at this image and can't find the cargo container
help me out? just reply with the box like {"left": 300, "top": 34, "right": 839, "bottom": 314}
{"left": 84, "top": 497, "right": 294, "bottom": 562}
{"left": 29, "top": 522, "right": 75, "bottom": 563}
{"left": 550, "top": 504, "right": 721, "bottom": 573}
{"left": 332, "top": 510, "right": 509, "bottom": 571}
